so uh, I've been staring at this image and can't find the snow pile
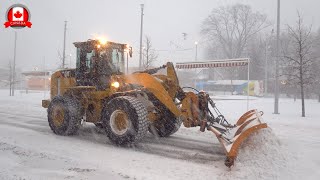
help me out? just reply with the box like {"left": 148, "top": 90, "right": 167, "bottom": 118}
{"left": 218, "top": 128, "right": 294, "bottom": 180}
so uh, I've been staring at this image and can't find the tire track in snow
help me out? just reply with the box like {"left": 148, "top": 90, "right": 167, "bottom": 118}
{"left": 76, "top": 125, "right": 226, "bottom": 165}
{"left": 0, "top": 105, "right": 227, "bottom": 171}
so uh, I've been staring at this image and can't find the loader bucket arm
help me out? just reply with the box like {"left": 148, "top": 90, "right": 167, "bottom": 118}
{"left": 122, "top": 73, "right": 181, "bottom": 117}
{"left": 120, "top": 62, "right": 182, "bottom": 117}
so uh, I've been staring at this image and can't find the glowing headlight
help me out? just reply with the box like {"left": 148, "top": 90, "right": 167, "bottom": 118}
{"left": 111, "top": 81, "right": 120, "bottom": 88}
{"left": 98, "top": 37, "right": 107, "bottom": 45}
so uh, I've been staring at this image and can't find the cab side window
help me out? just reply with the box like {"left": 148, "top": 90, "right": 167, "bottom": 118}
{"left": 86, "top": 50, "right": 95, "bottom": 71}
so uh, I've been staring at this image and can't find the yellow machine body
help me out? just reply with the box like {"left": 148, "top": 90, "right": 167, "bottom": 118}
{"left": 42, "top": 39, "right": 267, "bottom": 168}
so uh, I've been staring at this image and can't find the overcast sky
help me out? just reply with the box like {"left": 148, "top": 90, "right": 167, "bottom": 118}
{"left": 0, "top": 0, "right": 319, "bottom": 71}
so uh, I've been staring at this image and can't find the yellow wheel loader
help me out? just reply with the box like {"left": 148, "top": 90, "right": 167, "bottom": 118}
{"left": 42, "top": 39, "right": 267, "bottom": 167}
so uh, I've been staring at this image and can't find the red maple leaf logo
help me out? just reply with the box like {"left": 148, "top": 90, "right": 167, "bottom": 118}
{"left": 14, "top": 11, "right": 22, "bottom": 18}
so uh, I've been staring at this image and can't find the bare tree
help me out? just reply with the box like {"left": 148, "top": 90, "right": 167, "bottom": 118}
{"left": 201, "top": 4, "right": 269, "bottom": 59}
{"left": 142, "top": 36, "right": 158, "bottom": 69}
{"left": 246, "top": 33, "right": 274, "bottom": 81}
{"left": 201, "top": 3, "right": 270, "bottom": 90}
{"left": 282, "top": 13, "right": 314, "bottom": 117}
{"left": 0, "top": 62, "right": 17, "bottom": 96}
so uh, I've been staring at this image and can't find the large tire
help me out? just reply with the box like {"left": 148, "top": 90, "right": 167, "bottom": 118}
{"left": 149, "top": 111, "right": 182, "bottom": 137}
{"left": 102, "top": 96, "right": 148, "bottom": 145}
{"left": 47, "top": 96, "right": 81, "bottom": 135}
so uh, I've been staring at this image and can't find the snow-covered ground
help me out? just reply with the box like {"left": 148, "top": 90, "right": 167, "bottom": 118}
{"left": 0, "top": 90, "right": 319, "bottom": 180}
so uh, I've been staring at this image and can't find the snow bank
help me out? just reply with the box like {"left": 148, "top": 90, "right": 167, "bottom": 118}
{"left": 218, "top": 128, "right": 294, "bottom": 180}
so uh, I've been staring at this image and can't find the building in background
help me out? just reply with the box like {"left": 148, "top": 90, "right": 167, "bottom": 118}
{"left": 22, "top": 71, "right": 51, "bottom": 91}
{"left": 195, "top": 80, "right": 264, "bottom": 96}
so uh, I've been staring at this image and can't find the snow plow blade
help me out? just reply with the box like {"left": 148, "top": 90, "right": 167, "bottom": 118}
{"left": 207, "top": 109, "right": 267, "bottom": 167}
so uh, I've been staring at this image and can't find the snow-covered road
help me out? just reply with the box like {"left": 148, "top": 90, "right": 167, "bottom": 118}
{"left": 0, "top": 90, "right": 319, "bottom": 180}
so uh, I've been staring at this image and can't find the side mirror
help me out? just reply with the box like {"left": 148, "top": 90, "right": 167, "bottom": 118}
{"left": 129, "top": 47, "right": 133, "bottom": 58}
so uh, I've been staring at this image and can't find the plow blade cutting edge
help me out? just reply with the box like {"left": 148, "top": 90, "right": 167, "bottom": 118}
{"left": 208, "top": 109, "right": 267, "bottom": 167}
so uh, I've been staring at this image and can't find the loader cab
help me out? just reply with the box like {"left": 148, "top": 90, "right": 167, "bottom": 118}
{"left": 73, "top": 39, "right": 130, "bottom": 90}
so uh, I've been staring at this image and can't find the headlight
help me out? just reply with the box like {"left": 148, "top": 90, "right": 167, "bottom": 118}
{"left": 111, "top": 81, "right": 120, "bottom": 88}
{"left": 98, "top": 37, "right": 107, "bottom": 45}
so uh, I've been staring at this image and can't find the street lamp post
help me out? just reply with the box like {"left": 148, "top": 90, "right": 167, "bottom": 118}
{"left": 126, "top": 50, "right": 129, "bottom": 74}
{"left": 62, "top": 21, "right": 67, "bottom": 69}
{"left": 195, "top": 41, "right": 198, "bottom": 61}
{"left": 43, "top": 56, "right": 46, "bottom": 98}
{"left": 69, "top": 54, "right": 72, "bottom": 68}
{"left": 142, "top": 46, "right": 145, "bottom": 68}
{"left": 264, "top": 39, "right": 268, "bottom": 96}
{"left": 274, "top": 0, "right": 280, "bottom": 114}
{"left": 9, "top": 61, "right": 12, "bottom": 96}
{"left": 12, "top": 31, "right": 17, "bottom": 96}
{"left": 194, "top": 41, "right": 199, "bottom": 89}
{"left": 139, "top": 4, "right": 144, "bottom": 70}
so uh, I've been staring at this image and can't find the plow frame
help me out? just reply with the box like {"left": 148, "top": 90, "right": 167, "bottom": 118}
{"left": 180, "top": 91, "right": 268, "bottom": 167}
{"left": 207, "top": 109, "right": 267, "bottom": 167}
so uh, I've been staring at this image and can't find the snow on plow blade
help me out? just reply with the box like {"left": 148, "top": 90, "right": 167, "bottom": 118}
{"left": 208, "top": 109, "right": 267, "bottom": 167}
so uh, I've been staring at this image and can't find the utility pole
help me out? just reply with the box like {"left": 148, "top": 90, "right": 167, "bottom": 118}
{"left": 43, "top": 56, "right": 46, "bottom": 98}
{"left": 139, "top": 4, "right": 144, "bottom": 70}
{"left": 126, "top": 51, "right": 129, "bottom": 74}
{"left": 194, "top": 41, "right": 199, "bottom": 89}
{"left": 62, "top": 21, "right": 67, "bottom": 69}
{"left": 195, "top": 41, "right": 198, "bottom": 61}
{"left": 9, "top": 61, "right": 12, "bottom": 96}
{"left": 264, "top": 37, "right": 268, "bottom": 96}
{"left": 12, "top": 32, "right": 17, "bottom": 96}
{"left": 274, "top": 0, "right": 280, "bottom": 114}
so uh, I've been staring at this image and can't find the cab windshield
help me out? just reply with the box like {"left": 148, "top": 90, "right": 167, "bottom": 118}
{"left": 97, "top": 48, "right": 123, "bottom": 74}
{"left": 76, "top": 44, "right": 125, "bottom": 76}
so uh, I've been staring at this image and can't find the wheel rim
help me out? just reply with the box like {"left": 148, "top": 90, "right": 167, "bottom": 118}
{"left": 52, "top": 104, "right": 65, "bottom": 127}
{"left": 110, "top": 110, "right": 131, "bottom": 136}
